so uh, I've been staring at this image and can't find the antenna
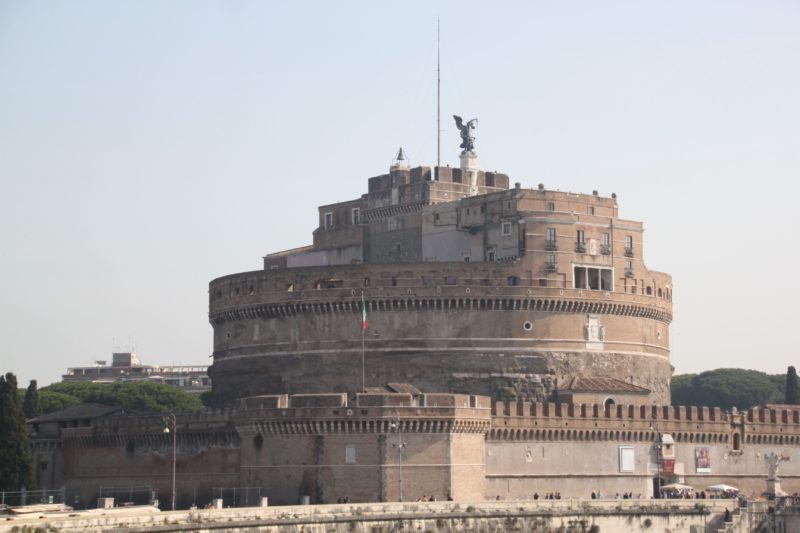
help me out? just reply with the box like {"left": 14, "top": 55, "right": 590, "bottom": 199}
{"left": 437, "top": 18, "right": 441, "bottom": 169}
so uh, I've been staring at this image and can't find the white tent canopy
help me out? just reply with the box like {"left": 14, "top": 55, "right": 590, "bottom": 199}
{"left": 706, "top": 484, "right": 739, "bottom": 492}
{"left": 660, "top": 483, "right": 693, "bottom": 491}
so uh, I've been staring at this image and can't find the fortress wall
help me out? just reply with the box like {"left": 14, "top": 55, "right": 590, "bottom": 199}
{"left": 486, "top": 440, "right": 655, "bottom": 499}
{"left": 235, "top": 399, "right": 490, "bottom": 504}
{"left": 61, "top": 425, "right": 241, "bottom": 509}
{"left": 208, "top": 263, "right": 672, "bottom": 402}
{"left": 487, "top": 402, "right": 800, "bottom": 498}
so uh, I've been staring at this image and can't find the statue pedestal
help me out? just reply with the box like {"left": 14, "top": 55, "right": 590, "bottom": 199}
{"left": 459, "top": 151, "right": 478, "bottom": 171}
{"left": 765, "top": 478, "right": 787, "bottom": 499}
{"left": 460, "top": 151, "right": 479, "bottom": 196}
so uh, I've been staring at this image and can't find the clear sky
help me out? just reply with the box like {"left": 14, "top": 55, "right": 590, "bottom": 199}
{"left": 1, "top": 1, "right": 798, "bottom": 387}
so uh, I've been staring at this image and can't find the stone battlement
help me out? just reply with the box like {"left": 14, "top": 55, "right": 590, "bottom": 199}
{"left": 490, "top": 401, "right": 800, "bottom": 445}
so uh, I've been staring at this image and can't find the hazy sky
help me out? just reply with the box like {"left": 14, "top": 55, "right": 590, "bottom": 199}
{"left": 1, "top": 1, "right": 798, "bottom": 387}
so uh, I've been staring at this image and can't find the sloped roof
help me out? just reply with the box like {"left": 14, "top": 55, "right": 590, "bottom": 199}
{"left": 562, "top": 377, "right": 650, "bottom": 394}
{"left": 386, "top": 383, "right": 422, "bottom": 394}
{"left": 28, "top": 403, "right": 123, "bottom": 423}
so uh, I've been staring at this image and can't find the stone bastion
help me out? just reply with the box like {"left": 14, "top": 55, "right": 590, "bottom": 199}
{"left": 208, "top": 262, "right": 672, "bottom": 404}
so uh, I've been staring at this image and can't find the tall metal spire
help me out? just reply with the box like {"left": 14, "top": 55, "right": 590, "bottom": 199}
{"left": 437, "top": 18, "right": 441, "bottom": 168}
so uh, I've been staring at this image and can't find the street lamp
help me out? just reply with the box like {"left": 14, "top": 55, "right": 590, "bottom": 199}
{"left": 650, "top": 422, "right": 661, "bottom": 499}
{"left": 162, "top": 413, "right": 177, "bottom": 511}
{"left": 390, "top": 421, "right": 407, "bottom": 502}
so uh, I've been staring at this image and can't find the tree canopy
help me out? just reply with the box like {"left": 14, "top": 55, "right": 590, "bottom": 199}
{"left": 671, "top": 368, "right": 787, "bottom": 410}
{"left": 40, "top": 380, "right": 203, "bottom": 414}
{"left": 0, "top": 373, "right": 35, "bottom": 491}
{"left": 786, "top": 366, "right": 799, "bottom": 405}
{"left": 22, "top": 379, "right": 40, "bottom": 419}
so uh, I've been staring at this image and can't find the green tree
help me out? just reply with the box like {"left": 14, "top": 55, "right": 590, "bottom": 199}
{"left": 786, "top": 366, "right": 799, "bottom": 405}
{"left": 671, "top": 368, "right": 783, "bottom": 410}
{"left": 42, "top": 380, "right": 203, "bottom": 413}
{"left": 0, "top": 373, "right": 35, "bottom": 491}
{"left": 38, "top": 390, "right": 81, "bottom": 414}
{"left": 22, "top": 380, "right": 40, "bottom": 419}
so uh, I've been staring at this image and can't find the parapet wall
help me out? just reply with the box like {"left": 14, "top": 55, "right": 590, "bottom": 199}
{"left": 490, "top": 401, "right": 800, "bottom": 445}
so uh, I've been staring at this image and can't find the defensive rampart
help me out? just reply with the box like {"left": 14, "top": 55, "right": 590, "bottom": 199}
{"left": 488, "top": 401, "right": 800, "bottom": 498}
{"left": 209, "top": 263, "right": 673, "bottom": 403}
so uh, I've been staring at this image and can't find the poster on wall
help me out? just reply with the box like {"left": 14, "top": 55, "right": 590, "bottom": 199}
{"left": 695, "top": 447, "right": 711, "bottom": 473}
{"left": 619, "top": 446, "right": 635, "bottom": 473}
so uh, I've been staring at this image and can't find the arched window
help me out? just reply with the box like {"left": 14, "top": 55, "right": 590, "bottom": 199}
{"left": 604, "top": 397, "right": 616, "bottom": 412}
{"left": 733, "top": 433, "right": 741, "bottom": 451}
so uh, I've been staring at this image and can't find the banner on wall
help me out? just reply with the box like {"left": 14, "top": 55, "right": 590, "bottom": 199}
{"left": 660, "top": 459, "right": 675, "bottom": 475}
{"left": 695, "top": 447, "right": 711, "bottom": 473}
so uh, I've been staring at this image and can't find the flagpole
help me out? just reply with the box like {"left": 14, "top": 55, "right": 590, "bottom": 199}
{"left": 361, "top": 291, "right": 366, "bottom": 393}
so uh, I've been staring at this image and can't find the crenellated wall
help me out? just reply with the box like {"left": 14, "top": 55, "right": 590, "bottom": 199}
{"left": 43, "top": 397, "right": 800, "bottom": 508}
{"left": 487, "top": 401, "right": 800, "bottom": 499}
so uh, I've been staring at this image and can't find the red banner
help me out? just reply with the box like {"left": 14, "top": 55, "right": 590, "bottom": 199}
{"left": 660, "top": 459, "right": 675, "bottom": 475}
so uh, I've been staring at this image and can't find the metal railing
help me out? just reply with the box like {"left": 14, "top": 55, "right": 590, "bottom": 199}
{"left": 212, "top": 486, "right": 263, "bottom": 508}
{"left": 98, "top": 485, "right": 158, "bottom": 507}
{"left": 0, "top": 487, "right": 66, "bottom": 507}
{"left": 575, "top": 242, "right": 586, "bottom": 253}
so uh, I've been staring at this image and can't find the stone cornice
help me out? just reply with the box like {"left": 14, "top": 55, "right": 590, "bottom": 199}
{"left": 209, "top": 295, "right": 672, "bottom": 326}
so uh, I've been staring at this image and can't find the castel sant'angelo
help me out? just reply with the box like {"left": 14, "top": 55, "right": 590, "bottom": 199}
{"left": 29, "top": 121, "right": 799, "bottom": 509}
{"left": 208, "top": 129, "right": 672, "bottom": 407}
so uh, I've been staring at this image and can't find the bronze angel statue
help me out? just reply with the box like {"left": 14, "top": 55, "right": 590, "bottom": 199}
{"left": 453, "top": 115, "right": 478, "bottom": 153}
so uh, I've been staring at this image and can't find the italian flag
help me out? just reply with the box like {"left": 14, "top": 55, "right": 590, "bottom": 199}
{"left": 361, "top": 294, "right": 367, "bottom": 330}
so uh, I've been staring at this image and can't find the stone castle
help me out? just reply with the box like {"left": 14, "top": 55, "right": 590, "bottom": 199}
{"left": 29, "top": 146, "right": 798, "bottom": 510}
{"left": 208, "top": 149, "right": 671, "bottom": 405}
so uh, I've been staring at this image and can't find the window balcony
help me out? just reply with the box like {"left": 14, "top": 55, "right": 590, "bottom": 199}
{"left": 624, "top": 247, "right": 634, "bottom": 257}
{"left": 545, "top": 240, "right": 557, "bottom": 251}
{"left": 545, "top": 263, "right": 557, "bottom": 273}
{"left": 625, "top": 268, "right": 634, "bottom": 278}
{"left": 601, "top": 244, "right": 611, "bottom": 255}
{"left": 575, "top": 241, "right": 586, "bottom": 253}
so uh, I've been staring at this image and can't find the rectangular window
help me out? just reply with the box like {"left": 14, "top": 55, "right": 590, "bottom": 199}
{"left": 501, "top": 222, "right": 512, "bottom": 236}
{"left": 575, "top": 230, "right": 586, "bottom": 252}
{"left": 345, "top": 445, "right": 356, "bottom": 464}
{"left": 546, "top": 228, "right": 557, "bottom": 250}
{"left": 588, "top": 206, "right": 595, "bottom": 215}
{"left": 351, "top": 208, "right": 360, "bottom": 225}
{"left": 324, "top": 212, "right": 333, "bottom": 229}
{"left": 547, "top": 202, "right": 555, "bottom": 211}
{"left": 547, "top": 254, "right": 556, "bottom": 265}
{"left": 573, "top": 265, "right": 614, "bottom": 291}
{"left": 601, "top": 233, "right": 611, "bottom": 255}
{"left": 625, "top": 235, "right": 634, "bottom": 256}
